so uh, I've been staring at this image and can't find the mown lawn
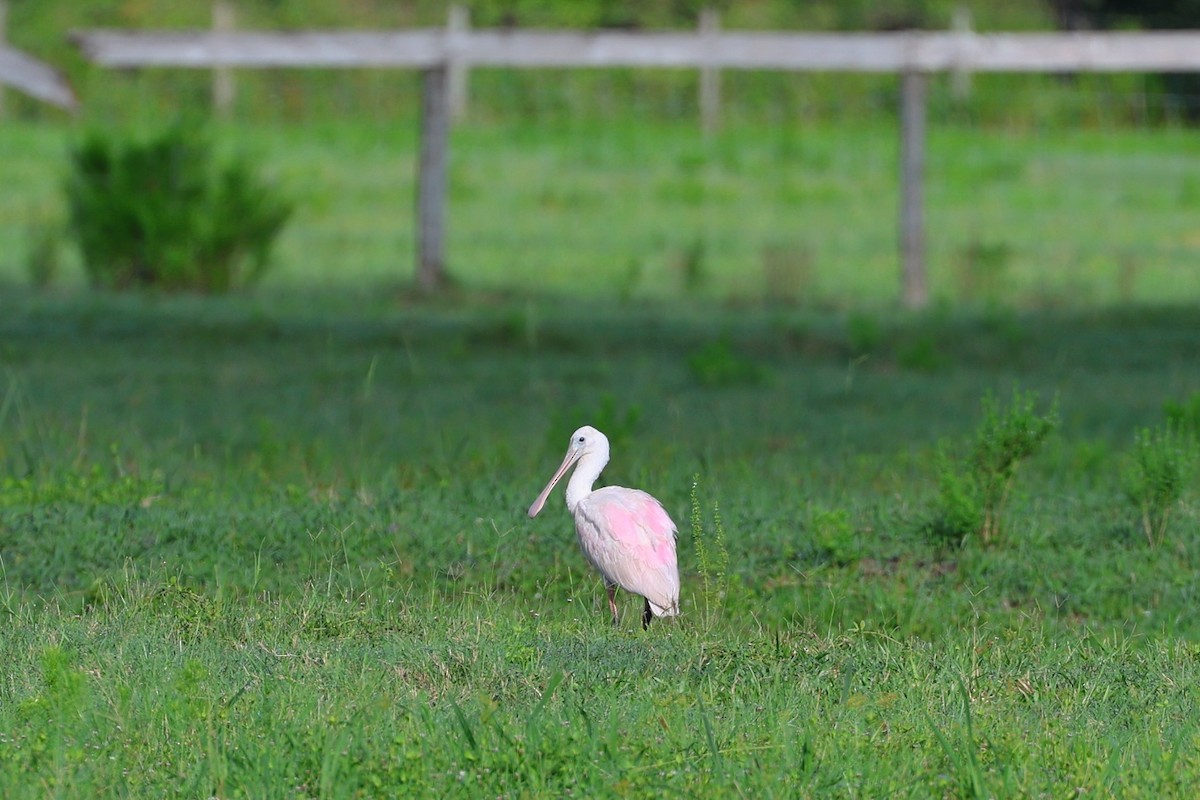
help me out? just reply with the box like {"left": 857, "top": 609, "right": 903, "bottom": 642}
{"left": 0, "top": 291, "right": 1197, "bottom": 796}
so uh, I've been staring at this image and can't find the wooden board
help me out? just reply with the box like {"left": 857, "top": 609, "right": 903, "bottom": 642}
{"left": 71, "top": 29, "right": 1200, "bottom": 73}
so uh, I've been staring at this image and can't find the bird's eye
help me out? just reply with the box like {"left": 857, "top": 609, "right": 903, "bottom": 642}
{"left": 577, "top": 436, "right": 585, "bottom": 443}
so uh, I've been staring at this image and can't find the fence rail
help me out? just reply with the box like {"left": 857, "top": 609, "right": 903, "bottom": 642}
{"left": 0, "top": 44, "right": 75, "bottom": 110}
{"left": 72, "top": 29, "right": 1200, "bottom": 72}
{"left": 70, "top": 24, "right": 1200, "bottom": 303}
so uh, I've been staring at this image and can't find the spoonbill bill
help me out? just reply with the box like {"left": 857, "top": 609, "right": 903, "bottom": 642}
{"left": 528, "top": 425, "right": 680, "bottom": 629}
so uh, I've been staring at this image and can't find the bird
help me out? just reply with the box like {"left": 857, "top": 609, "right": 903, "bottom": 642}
{"left": 528, "top": 425, "right": 680, "bottom": 629}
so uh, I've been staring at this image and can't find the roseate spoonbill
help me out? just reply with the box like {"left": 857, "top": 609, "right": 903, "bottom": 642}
{"left": 528, "top": 425, "right": 680, "bottom": 629}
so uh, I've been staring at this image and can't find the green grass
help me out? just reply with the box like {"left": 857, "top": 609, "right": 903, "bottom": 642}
{"left": 0, "top": 290, "right": 1199, "bottom": 795}
{"left": 4, "top": 11, "right": 1199, "bottom": 793}
{"left": 5, "top": 116, "right": 1200, "bottom": 307}
{"left": 4, "top": 587, "right": 1199, "bottom": 797}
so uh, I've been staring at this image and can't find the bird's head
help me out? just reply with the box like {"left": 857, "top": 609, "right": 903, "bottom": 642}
{"left": 527, "top": 425, "right": 610, "bottom": 517}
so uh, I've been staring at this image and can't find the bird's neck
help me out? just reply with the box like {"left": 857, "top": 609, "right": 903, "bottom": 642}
{"left": 565, "top": 452, "right": 606, "bottom": 512}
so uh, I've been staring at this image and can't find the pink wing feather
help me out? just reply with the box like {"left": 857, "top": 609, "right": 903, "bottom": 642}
{"left": 574, "top": 486, "right": 680, "bottom": 616}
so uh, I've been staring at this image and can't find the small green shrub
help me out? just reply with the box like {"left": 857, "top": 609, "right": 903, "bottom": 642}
{"left": 971, "top": 390, "right": 1059, "bottom": 542}
{"left": 1164, "top": 392, "right": 1200, "bottom": 438}
{"left": 1123, "top": 423, "right": 1191, "bottom": 547}
{"left": 808, "top": 505, "right": 858, "bottom": 566}
{"left": 923, "top": 452, "right": 984, "bottom": 546}
{"left": 65, "top": 125, "right": 292, "bottom": 293}
{"left": 925, "top": 387, "right": 1059, "bottom": 545}
{"left": 20, "top": 647, "right": 89, "bottom": 724}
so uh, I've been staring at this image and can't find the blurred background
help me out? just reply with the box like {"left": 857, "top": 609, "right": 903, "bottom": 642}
{"left": 3, "top": 0, "right": 1200, "bottom": 308}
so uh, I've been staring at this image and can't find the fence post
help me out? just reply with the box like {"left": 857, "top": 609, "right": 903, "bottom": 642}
{"left": 900, "top": 69, "right": 928, "bottom": 310}
{"left": 699, "top": 8, "right": 720, "bottom": 135}
{"left": 212, "top": 0, "right": 235, "bottom": 118}
{"left": 951, "top": 6, "right": 973, "bottom": 100}
{"left": 447, "top": 4, "right": 469, "bottom": 122}
{"left": 416, "top": 65, "right": 450, "bottom": 292}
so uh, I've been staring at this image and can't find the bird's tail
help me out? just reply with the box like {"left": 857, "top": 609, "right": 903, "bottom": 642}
{"left": 648, "top": 599, "right": 679, "bottom": 618}
{"left": 644, "top": 598, "right": 680, "bottom": 628}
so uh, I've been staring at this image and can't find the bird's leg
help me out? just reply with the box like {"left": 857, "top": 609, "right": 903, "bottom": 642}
{"left": 642, "top": 598, "right": 653, "bottom": 630}
{"left": 606, "top": 583, "right": 620, "bottom": 627}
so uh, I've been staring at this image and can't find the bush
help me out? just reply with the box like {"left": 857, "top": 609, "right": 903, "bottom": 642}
{"left": 1123, "top": 423, "right": 1193, "bottom": 547}
{"left": 1164, "top": 392, "right": 1200, "bottom": 438}
{"left": 925, "top": 387, "right": 1059, "bottom": 545}
{"left": 65, "top": 125, "right": 292, "bottom": 293}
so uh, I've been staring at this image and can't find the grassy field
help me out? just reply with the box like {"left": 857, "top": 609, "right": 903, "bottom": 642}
{"left": 4, "top": 115, "right": 1200, "bottom": 307}
{"left": 1, "top": 91, "right": 1200, "bottom": 795}
{"left": 0, "top": 286, "right": 1199, "bottom": 795}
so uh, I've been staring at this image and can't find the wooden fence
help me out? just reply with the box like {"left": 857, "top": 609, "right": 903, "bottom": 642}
{"left": 69, "top": 21, "right": 1200, "bottom": 305}
{"left": 0, "top": 1, "right": 75, "bottom": 113}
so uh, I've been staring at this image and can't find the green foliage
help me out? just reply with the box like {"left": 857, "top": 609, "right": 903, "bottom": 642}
{"left": 2, "top": 577, "right": 1199, "bottom": 797}
{"left": 689, "top": 474, "right": 729, "bottom": 630}
{"left": 686, "top": 336, "right": 768, "bottom": 386}
{"left": 1145, "top": 396, "right": 1200, "bottom": 546}
{"left": 808, "top": 505, "right": 859, "bottom": 565}
{"left": 23, "top": 647, "right": 88, "bottom": 721}
{"left": 8, "top": 120, "right": 1200, "bottom": 305}
{"left": 846, "top": 312, "right": 882, "bottom": 356}
{"left": 1122, "top": 423, "right": 1193, "bottom": 547}
{"left": 926, "top": 681, "right": 993, "bottom": 799}
{"left": 926, "top": 387, "right": 1059, "bottom": 545}
{"left": 546, "top": 394, "right": 641, "bottom": 452}
{"left": 925, "top": 449, "right": 985, "bottom": 545}
{"left": 897, "top": 333, "right": 948, "bottom": 372}
{"left": 0, "top": 464, "right": 162, "bottom": 508}
{"left": 0, "top": 296, "right": 1199, "bottom": 795}
{"left": 1163, "top": 392, "right": 1200, "bottom": 437}
{"left": 65, "top": 125, "right": 292, "bottom": 293}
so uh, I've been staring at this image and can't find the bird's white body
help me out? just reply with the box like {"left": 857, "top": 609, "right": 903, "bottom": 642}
{"left": 529, "top": 426, "right": 680, "bottom": 627}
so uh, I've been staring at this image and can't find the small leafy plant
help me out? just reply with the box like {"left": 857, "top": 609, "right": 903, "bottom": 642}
{"left": 1123, "top": 423, "right": 1192, "bottom": 547}
{"left": 690, "top": 474, "right": 729, "bottom": 629}
{"left": 809, "top": 505, "right": 858, "bottom": 566}
{"left": 65, "top": 124, "right": 292, "bottom": 293}
{"left": 1164, "top": 392, "right": 1200, "bottom": 438}
{"left": 925, "top": 387, "right": 1058, "bottom": 545}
